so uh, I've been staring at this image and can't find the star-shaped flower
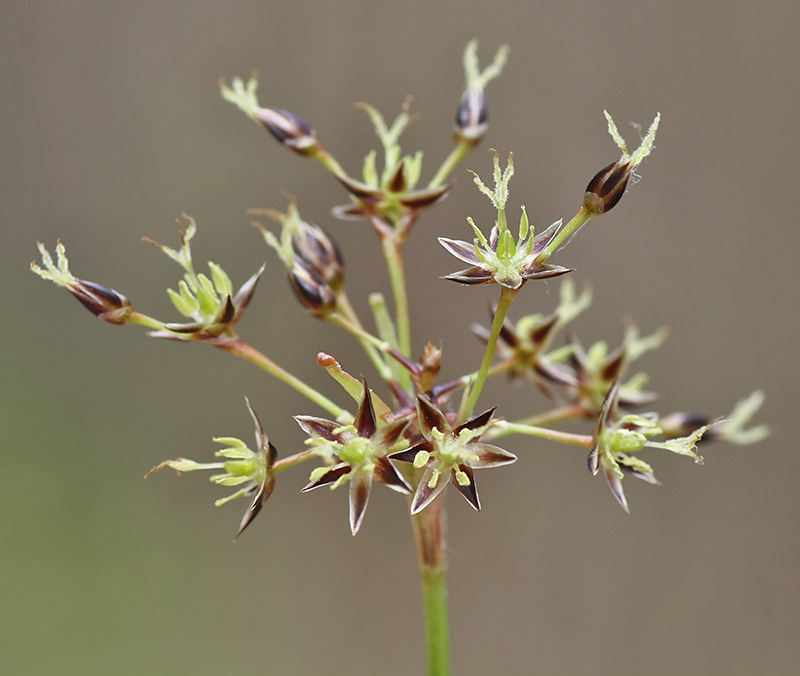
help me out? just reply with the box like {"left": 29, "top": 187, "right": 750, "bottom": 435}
{"left": 535, "top": 325, "right": 668, "bottom": 415}
{"left": 147, "top": 398, "right": 277, "bottom": 536}
{"left": 439, "top": 152, "right": 571, "bottom": 289}
{"left": 588, "top": 381, "right": 715, "bottom": 512}
{"left": 297, "top": 381, "right": 412, "bottom": 535}
{"left": 144, "top": 217, "right": 264, "bottom": 339}
{"left": 389, "top": 395, "right": 516, "bottom": 514}
{"left": 330, "top": 102, "right": 451, "bottom": 227}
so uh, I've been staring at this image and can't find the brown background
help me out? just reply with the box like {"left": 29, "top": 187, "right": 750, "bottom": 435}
{"left": 3, "top": 1, "right": 798, "bottom": 675}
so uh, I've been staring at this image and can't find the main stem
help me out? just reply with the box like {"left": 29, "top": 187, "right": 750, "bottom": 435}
{"left": 411, "top": 497, "right": 450, "bottom": 676}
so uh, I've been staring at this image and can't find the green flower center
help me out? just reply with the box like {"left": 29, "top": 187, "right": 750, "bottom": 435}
{"left": 338, "top": 436, "right": 375, "bottom": 466}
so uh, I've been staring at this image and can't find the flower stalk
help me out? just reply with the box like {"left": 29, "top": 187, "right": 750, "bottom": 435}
{"left": 460, "top": 285, "right": 519, "bottom": 421}
{"left": 206, "top": 337, "right": 351, "bottom": 422}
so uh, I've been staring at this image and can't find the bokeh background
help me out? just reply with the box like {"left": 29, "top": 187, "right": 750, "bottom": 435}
{"left": 3, "top": 2, "right": 798, "bottom": 675}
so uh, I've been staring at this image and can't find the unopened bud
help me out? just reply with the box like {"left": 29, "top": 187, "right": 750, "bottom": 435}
{"left": 583, "top": 111, "right": 660, "bottom": 216}
{"left": 288, "top": 261, "right": 337, "bottom": 318}
{"left": 71, "top": 279, "right": 134, "bottom": 324}
{"left": 252, "top": 107, "right": 318, "bottom": 155}
{"left": 31, "top": 241, "right": 134, "bottom": 325}
{"left": 221, "top": 76, "right": 322, "bottom": 158}
{"left": 454, "top": 87, "right": 488, "bottom": 144}
{"left": 291, "top": 223, "right": 344, "bottom": 293}
{"left": 253, "top": 201, "right": 345, "bottom": 304}
{"left": 454, "top": 40, "right": 509, "bottom": 147}
{"left": 584, "top": 161, "right": 631, "bottom": 215}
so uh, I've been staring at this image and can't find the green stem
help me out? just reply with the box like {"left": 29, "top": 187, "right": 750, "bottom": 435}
{"left": 535, "top": 206, "right": 593, "bottom": 263}
{"left": 422, "top": 567, "right": 450, "bottom": 676}
{"left": 428, "top": 138, "right": 475, "bottom": 189}
{"left": 441, "top": 357, "right": 517, "bottom": 396}
{"left": 129, "top": 311, "right": 170, "bottom": 331}
{"left": 489, "top": 420, "right": 593, "bottom": 447}
{"left": 460, "top": 285, "right": 518, "bottom": 421}
{"left": 329, "top": 311, "right": 394, "bottom": 380}
{"left": 494, "top": 404, "right": 588, "bottom": 433}
{"left": 333, "top": 295, "right": 393, "bottom": 380}
{"left": 411, "top": 497, "right": 450, "bottom": 676}
{"left": 206, "top": 338, "right": 351, "bottom": 421}
{"left": 130, "top": 313, "right": 350, "bottom": 420}
{"left": 310, "top": 146, "right": 347, "bottom": 177}
{"left": 380, "top": 231, "right": 412, "bottom": 391}
{"left": 272, "top": 449, "right": 316, "bottom": 473}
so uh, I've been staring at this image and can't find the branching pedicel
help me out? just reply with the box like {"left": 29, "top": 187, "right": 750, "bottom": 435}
{"left": 31, "top": 41, "right": 767, "bottom": 676}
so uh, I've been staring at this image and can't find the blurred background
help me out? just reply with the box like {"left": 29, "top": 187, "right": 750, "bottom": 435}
{"left": 3, "top": 2, "right": 798, "bottom": 674}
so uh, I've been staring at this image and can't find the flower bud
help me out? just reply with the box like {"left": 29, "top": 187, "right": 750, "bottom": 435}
{"left": 454, "top": 87, "right": 488, "bottom": 144}
{"left": 71, "top": 279, "right": 134, "bottom": 324}
{"left": 31, "top": 241, "right": 133, "bottom": 325}
{"left": 252, "top": 107, "right": 319, "bottom": 156}
{"left": 291, "top": 222, "right": 344, "bottom": 293}
{"left": 453, "top": 40, "right": 509, "bottom": 147}
{"left": 252, "top": 201, "right": 344, "bottom": 318}
{"left": 583, "top": 110, "right": 660, "bottom": 216}
{"left": 583, "top": 160, "right": 631, "bottom": 215}
{"left": 288, "top": 261, "right": 337, "bottom": 318}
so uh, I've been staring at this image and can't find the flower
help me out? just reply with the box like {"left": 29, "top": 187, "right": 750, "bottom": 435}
{"left": 331, "top": 101, "right": 450, "bottom": 227}
{"left": 220, "top": 75, "right": 319, "bottom": 156}
{"left": 143, "top": 216, "right": 264, "bottom": 338}
{"left": 472, "top": 277, "right": 593, "bottom": 384}
{"left": 453, "top": 40, "right": 510, "bottom": 146}
{"left": 588, "top": 381, "right": 715, "bottom": 512}
{"left": 583, "top": 110, "right": 660, "bottom": 215}
{"left": 535, "top": 325, "right": 668, "bottom": 416}
{"left": 251, "top": 200, "right": 344, "bottom": 318}
{"left": 659, "top": 390, "right": 769, "bottom": 446}
{"left": 147, "top": 398, "right": 277, "bottom": 536}
{"left": 297, "top": 380, "right": 412, "bottom": 535}
{"left": 389, "top": 395, "right": 516, "bottom": 514}
{"left": 31, "top": 240, "right": 134, "bottom": 325}
{"left": 439, "top": 152, "right": 571, "bottom": 288}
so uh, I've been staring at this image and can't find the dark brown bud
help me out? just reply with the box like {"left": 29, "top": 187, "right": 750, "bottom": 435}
{"left": 288, "top": 262, "right": 337, "bottom": 318}
{"left": 252, "top": 108, "right": 318, "bottom": 155}
{"left": 583, "top": 160, "right": 631, "bottom": 215}
{"left": 454, "top": 87, "right": 489, "bottom": 144}
{"left": 291, "top": 223, "right": 344, "bottom": 293}
{"left": 71, "top": 279, "right": 133, "bottom": 324}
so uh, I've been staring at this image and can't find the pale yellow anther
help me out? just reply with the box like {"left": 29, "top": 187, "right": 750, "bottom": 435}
{"left": 413, "top": 450, "right": 431, "bottom": 468}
